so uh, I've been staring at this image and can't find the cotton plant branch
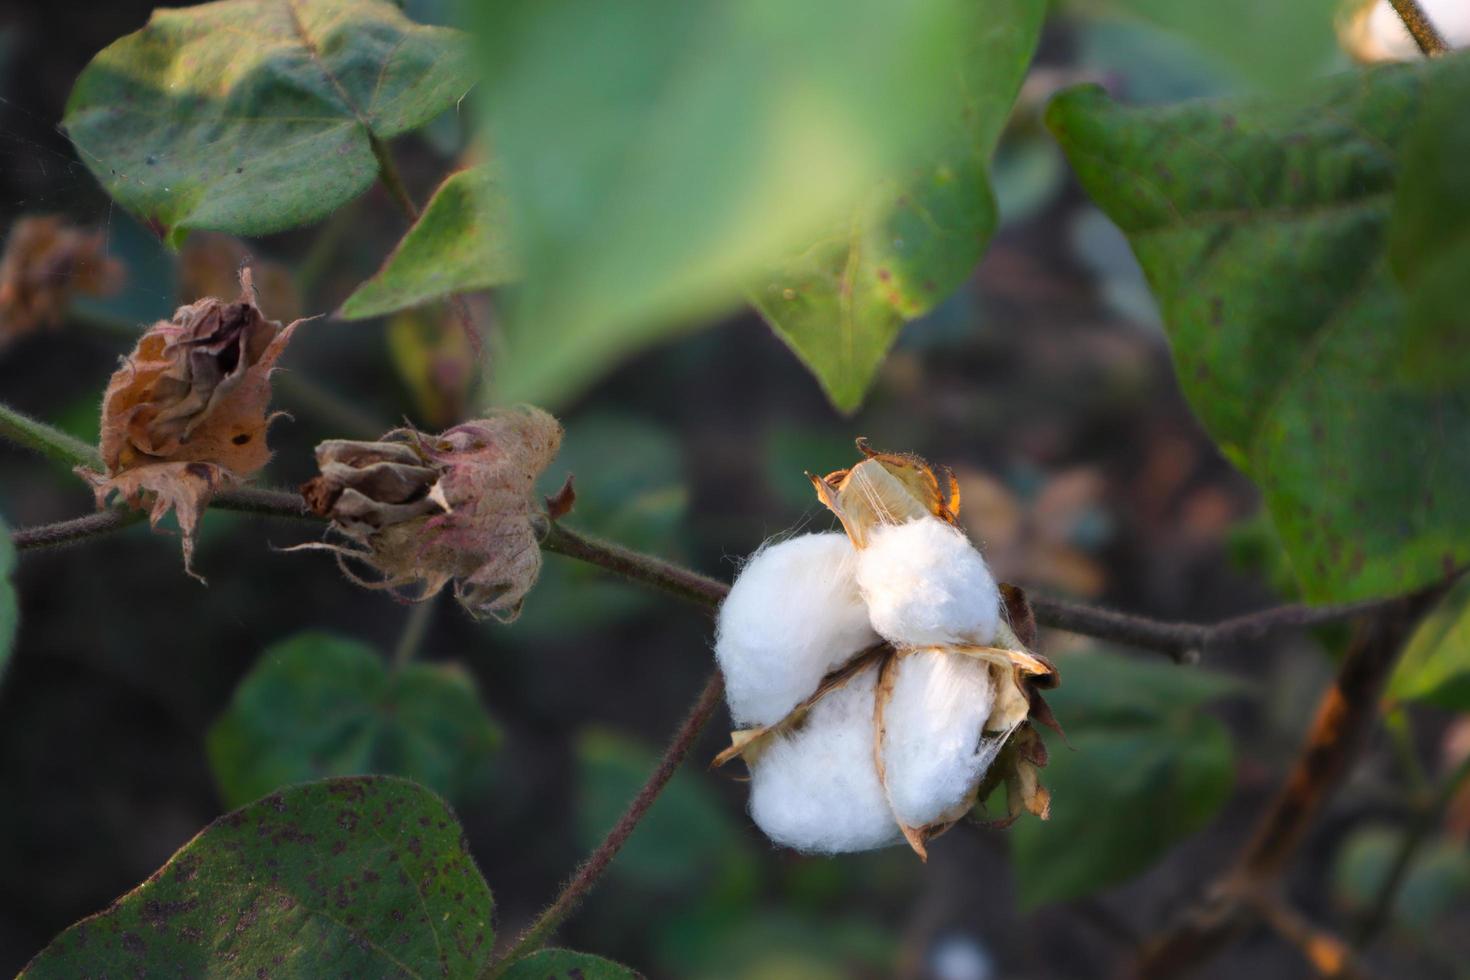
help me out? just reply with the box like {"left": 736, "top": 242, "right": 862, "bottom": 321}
{"left": 1134, "top": 591, "right": 1441, "bottom": 979}
{"left": 1251, "top": 890, "right": 1372, "bottom": 980}
{"left": 1388, "top": 0, "right": 1451, "bottom": 56}
{"left": 482, "top": 672, "right": 726, "bottom": 977}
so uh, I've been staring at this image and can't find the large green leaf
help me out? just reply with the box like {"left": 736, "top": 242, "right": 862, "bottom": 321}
{"left": 475, "top": 0, "right": 1019, "bottom": 407}
{"left": 1047, "top": 55, "right": 1470, "bottom": 602}
{"left": 341, "top": 166, "right": 521, "bottom": 319}
{"left": 22, "top": 776, "right": 495, "bottom": 977}
{"left": 0, "top": 515, "right": 16, "bottom": 677}
{"left": 1387, "top": 576, "right": 1470, "bottom": 710}
{"left": 64, "top": 0, "right": 472, "bottom": 243}
{"left": 1009, "top": 651, "right": 1240, "bottom": 907}
{"left": 208, "top": 632, "right": 500, "bottom": 808}
{"left": 501, "top": 949, "right": 639, "bottom": 979}
{"left": 749, "top": 0, "right": 1045, "bottom": 412}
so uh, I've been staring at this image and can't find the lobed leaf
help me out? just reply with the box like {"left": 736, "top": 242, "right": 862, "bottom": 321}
{"left": 21, "top": 776, "right": 495, "bottom": 977}
{"left": 1047, "top": 54, "right": 1470, "bottom": 601}
{"left": 208, "top": 632, "right": 501, "bottom": 808}
{"left": 474, "top": 0, "right": 1027, "bottom": 407}
{"left": 63, "top": 0, "right": 472, "bottom": 243}
{"left": 750, "top": 0, "right": 1046, "bottom": 412}
{"left": 341, "top": 166, "right": 521, "bottom": 319}
{"left": 1387, "top": 576, "right": 1470, "bottom": 710}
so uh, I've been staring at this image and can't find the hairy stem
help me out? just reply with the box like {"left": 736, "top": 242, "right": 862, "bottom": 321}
{"left": 540, "top": 521, "right": 730, "bottom": 610}
{"left": 10, "top": 508, "right": 144, "bottom": 549}
{"left": 392, "top": 595, "right": 436, "bottom": 668}
{"left": 1388, "top": 0, "right": 1451, "bottom": 56}
{"left": 369, "top": 133, "right": 422, "bottom": 222}
{"left": 483, "top": 672, "right": 726, "bottom": 975}
{"left": 0, "top": 402, "right": 101, "bottom": 470}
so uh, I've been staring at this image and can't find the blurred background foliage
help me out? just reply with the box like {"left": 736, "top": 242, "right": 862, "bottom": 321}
{"left": 0, "top": 0, "right": 1468, "bottom": 976}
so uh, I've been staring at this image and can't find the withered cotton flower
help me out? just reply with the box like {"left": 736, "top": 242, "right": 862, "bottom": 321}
{"left": 298, "top": 408, "right": 563, "bottom": 623}
{"left": 75, "top": 268, "right": 300, "bottom": 578}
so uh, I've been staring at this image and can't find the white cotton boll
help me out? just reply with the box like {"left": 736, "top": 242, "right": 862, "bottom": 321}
{"left": 716, "top": 532, "right": 880, "bottom": 727}
{"left": 748, "top": 664, "right": 901, "bottom": 853}
{"left": 856, "top": 517, "right": 1000, "bottom": 648}
{"left": 881, "top": 650, "right": 1002, "bottom": 828}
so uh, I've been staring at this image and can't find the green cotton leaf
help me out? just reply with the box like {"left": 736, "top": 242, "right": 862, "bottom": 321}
{"left": 0, "top": 515, "right": 16, "bottom": 677}
{"left": 1046, "top": 54, "right": 1470, "bottom": 602}
{"left": 501, "top": 949, "right": 639, "bottom": 980}
{"left": 474, "top": 0, "right": 1018, "bottom": 407}
{"left": 1010, "top": 650, "right": 1240, "bottom": 908}
{"left": 1093, "top": 0, "right": 1341, "bottom": 93}
{"left": 340, "top": 166, "right": 521, "bottom": 319}
{"left": 1387, "top": 70, "right": 1470, "bottom": 389}
{"left": 575, "top": 728, "right": 748, "bottom": 892}
{"left": 63, "top": 0, "right": 472, "bottom": 243}
{"left": 1387, "top": 576, "right": 1470, "bottom": 710}
{"left": 207, "top": 632, "right": 500, "bottom": 809}
{"left": 21, "top": 776, "right": 495, "bottom": 977}
{"left": 749, "top": 0, "right": 1045, "bottom": 412}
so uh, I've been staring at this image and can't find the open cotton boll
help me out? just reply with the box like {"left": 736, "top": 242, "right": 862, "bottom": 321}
{"left": 856, "top": 517, "right": 1000, "bottom": 647}
{"left": 716, "top": 533, "right": 880, "bottom": 727}
{"left": 881, "top": 650, "right": 1003, "bottom": 828}
{"left": 748, "top": 665, "right": 901, "bottom": 853}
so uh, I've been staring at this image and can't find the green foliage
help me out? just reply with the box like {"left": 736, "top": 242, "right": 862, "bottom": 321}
{"left": 1088, "top": 0, "right": 1340, "bottom": 92}
{"left": 1388, "top": 576, "right": 1470, "bottom": 710}
{"left": 500, "top": 949, "right": 639, "bottom": 979}
{"left": 63, "top": 0, "right": 472, "bottom": 244}
{"left": 207, "top": 632, "right": 500, "bottom": 808}
{"left": 474, "top": 0, "right": 1030, "bottom": 407}
{"left": 575, "top": 728, "right": 746, "bottom": 891}
{"left": 1047, "top": 54, "right": 1470, "bottom": 602}
{"left": 21, "top": 777, "right": 495, "bottom": 977}
{"left": 0, "top": 515, "right": 15, "bottom": 677}
{"left": 1334, "top": 825, "right": 1470, "bottom": 932}
{"left": 341, "top": 166, "right": 520, "bottom": 319}
{"left": 1010, "top": 650, "right": 1241, "bottom": 907}
{"left": 514, "top": 414, "right": 688, "bottom": 638}
{"left": 749, "top": 0, "right": 1045, "bottom": 412}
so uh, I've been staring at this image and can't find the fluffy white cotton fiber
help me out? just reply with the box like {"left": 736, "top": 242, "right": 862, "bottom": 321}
{"left": 748, "top": 664, "right": 901, "bottom": 853}
{"left": 856, "top": 517, "right": 1000, "bottom": 648}
{"left": 880, "top": 650, "right": 1004, "bottom": 828}
{"left": 716, "top": 533, "right": 880, "bottom": 727}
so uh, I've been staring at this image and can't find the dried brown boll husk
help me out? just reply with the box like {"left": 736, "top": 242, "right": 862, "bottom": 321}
{"left": 299, "top": 408, "right": 563, "bottom": 622}
{"left": 0, "top": 215, "right": 123, "bottom": 345}
{"left": 75, "top": 268, "right": 301, "bottom": 578}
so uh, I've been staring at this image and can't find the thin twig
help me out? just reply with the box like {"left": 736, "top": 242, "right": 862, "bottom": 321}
{"left": 368, "top": 132, "right": 422, "bottom": 222}
{"left": 1354, "top": 752, "right": 1470, "bottom": 947}
{"left": 0, "top": 402, "right": 102, "bottom": 470}
{"left": 483, "top": 672, "right": 726, "bottom": 976}
{"left": 1252, "top": 890, "right": 1372, "bottom": 979}
{"left": 540, "top": 521, "right": 730, "bottom": 610}
{"left": 10, "top": 508, "right": 144, "bottom": 549}
{"left": 1387, "top": 0, "right": 1451, "bottom": 56}
{"left": 392, "top": 595, "right": 437, "bottom": 668}
{"left": 1135, "top": 591, "right": 1441, "bottom": 978}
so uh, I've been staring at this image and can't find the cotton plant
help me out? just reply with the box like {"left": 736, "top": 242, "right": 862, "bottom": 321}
{"left": 714, "top": 441, "right": 1059, "bottom": 858}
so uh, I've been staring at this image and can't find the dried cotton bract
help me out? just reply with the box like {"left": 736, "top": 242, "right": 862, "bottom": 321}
{"left": 75, "top": 268, "right": 299, "bottom": 578}
{"left": 299, "top": 408, "right": 562, "bottom": 622}
{"left": 0, "top": 215, "right": 123, "bottom": 346}
{"left": 716, "top": 440, "right": 1059, "bottom": 859}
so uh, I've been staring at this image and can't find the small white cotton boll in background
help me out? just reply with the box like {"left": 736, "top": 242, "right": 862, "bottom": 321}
{"left": 880, "top": 650, "right": 1001, "bottom": 828}
{"left": 716, "top": 532, "right": 880, "bottom": 727}
{"left": 856, "top": 517, "right": 1000, "bottom": 648}
{"left": 748, "top": 664, "right": 900, "bottom": 853}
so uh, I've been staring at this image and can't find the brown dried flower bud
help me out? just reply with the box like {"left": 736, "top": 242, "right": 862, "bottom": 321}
{"left": 0, "top": 215, "right": 123, "bottom": 345}
{"left": 75, "top": 268, "right": 301, "bottom": 578}
{"left": 298, "top": 408, "right": 563, "bottom": 622}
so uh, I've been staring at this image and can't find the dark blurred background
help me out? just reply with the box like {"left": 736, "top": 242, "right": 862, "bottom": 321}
{"left": 2, "top": 1, "right": 1467, "bottom": 978}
